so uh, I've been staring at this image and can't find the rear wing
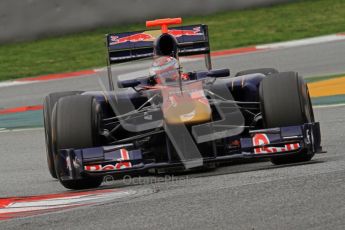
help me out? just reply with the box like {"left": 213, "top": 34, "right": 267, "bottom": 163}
{"left": 105, "top": 24, "right": 211, "bottom": 64}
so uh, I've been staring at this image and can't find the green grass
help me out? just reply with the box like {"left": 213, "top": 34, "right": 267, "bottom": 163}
{"left": 306, "top": 73, "right": 345, "bottom": 83}
{"left": 1, "top": 0, "right": 345, "bottom": 81}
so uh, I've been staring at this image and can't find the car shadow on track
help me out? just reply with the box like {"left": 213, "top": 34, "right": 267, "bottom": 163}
{"left": 93, "top": 159, "right": 325, "bottom": 191}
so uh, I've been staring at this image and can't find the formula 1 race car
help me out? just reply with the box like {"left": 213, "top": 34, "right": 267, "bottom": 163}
{"left": 43, "top": 18, "right": 322, "bottom": 190}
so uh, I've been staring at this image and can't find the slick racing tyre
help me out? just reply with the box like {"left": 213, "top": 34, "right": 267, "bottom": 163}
{"left": 235, "top": 68, "right": 278, "bottom": 77}
{"left": 43, "top": 91, "right": 83, "bottom": 179}
{"left": 259, "top": 72, "right": 315, "bottom": 165}
{"left": 52, "top": 95, "right": 103, "bottom": 190}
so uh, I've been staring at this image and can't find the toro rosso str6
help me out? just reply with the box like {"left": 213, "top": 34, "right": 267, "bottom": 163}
{"left": 43, "top": 18, "right": 322, "bottom": 190}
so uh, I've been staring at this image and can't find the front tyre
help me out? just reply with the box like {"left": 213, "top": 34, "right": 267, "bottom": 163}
{"left": 259, "top": 72, "right": 315, "bottom": 165}
{"left": 52, "top": 95, "right": 103, "bottom": 189}
{"left": 43, "top": 91, "right": 83, "bottom": 179}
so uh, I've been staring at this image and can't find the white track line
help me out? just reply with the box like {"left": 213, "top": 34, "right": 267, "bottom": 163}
{"left": 314, "top": 103, "right": 345, "bottom": 109}
{"left": 0, "top": 80, "right": 34, "bottom": 88}
{"left": 0, "top": 127, "right": 44, "bottom": 133}
{"left": 257, "top": 34, "right": 345, "bottom": 49}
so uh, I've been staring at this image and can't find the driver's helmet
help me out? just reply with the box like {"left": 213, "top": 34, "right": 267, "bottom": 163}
{"left": 149, "top": 56, "right": 180, "bottom": 84}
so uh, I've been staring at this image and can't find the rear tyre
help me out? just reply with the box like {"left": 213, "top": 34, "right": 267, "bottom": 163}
{"left": 52, "top": 95, "right": 103, "bottom": 189}
{"left": 235, "top": 68, "right": 278, "bottom": 77}
{"left": 259, "top": 72, "right": 315, "bottom": 165}
{"left": 43, "top": 91, "right": 83, "bottom": 179}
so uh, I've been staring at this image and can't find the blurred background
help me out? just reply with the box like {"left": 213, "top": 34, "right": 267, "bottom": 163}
{"left": 0, "top": 0, "right": 295, "bottom": 43}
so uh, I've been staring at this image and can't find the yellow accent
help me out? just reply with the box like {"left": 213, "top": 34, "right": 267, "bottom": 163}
{"left": 308, "top": 76, "right": 345, "bottom": 97}
{"left": 164, "top": 100, "right": 211, "bottom": 125}
{"left": 143, "top": 30, "right": 162, "bottom": 38}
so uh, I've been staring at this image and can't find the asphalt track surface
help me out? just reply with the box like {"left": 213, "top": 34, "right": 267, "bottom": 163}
{"left": 1, "top": 40, "right": 345, "bottom": 229}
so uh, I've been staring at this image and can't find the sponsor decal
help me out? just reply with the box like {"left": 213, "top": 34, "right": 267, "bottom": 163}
{"left": 84, "top": 148, "right": 132, "bottom": 172}
{"left": 252, "top": 133, "right": 300, "bottom": 154}
{"left": 168, "top": 26, "right": 203, "bottom": 37}
{"left": 109, "top": 33, "right": 155, "bottom": 45}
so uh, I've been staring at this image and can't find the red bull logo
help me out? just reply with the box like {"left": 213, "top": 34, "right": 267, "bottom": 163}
{"left": 252, "top": 133, "right": 300, "bottom": 154}
{"left": 109, "top": 33, "right": 155, "bottom": 45}
{"left": 168, "top": 26, "right": 203, "bottom": 37}
{"left": 84, "top": 149, "right": 132, "bottom": 171}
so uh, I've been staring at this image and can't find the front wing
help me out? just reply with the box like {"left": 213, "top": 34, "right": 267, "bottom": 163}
{"left": 56, "top": 122, "right": 321, "bottom": 181}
